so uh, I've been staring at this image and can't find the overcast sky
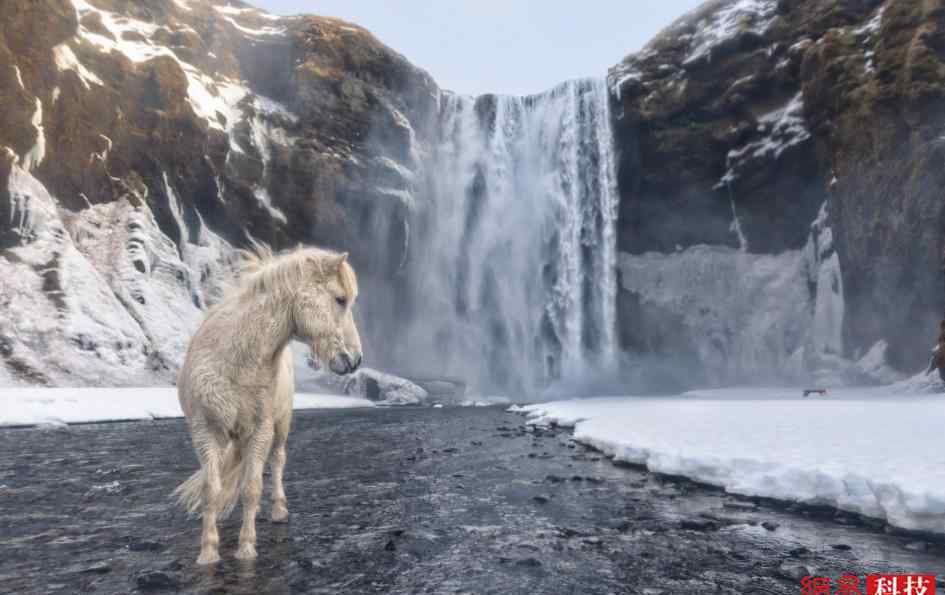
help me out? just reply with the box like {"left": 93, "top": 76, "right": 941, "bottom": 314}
{"left": 251, "top": 1, "right": 704, "bottom": 96}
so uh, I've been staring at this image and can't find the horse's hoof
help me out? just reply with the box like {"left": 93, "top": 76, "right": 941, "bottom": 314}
{"left": 235, "top": 543, "right": 257, "bottom": 560}
{"left": 196, "top": 550, "right": 220, "bottom": 565}
{"left": 271, "top": 507, "right": 289, "bottom": 523}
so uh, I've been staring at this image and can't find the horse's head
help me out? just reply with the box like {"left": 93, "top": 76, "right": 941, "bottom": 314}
{"left": 293, "top": 251, "right": 363, "bottom": 375}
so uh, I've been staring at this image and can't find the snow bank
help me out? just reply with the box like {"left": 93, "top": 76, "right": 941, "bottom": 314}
{"left": 0, "top": 387, "right": 373, "bottom": 427}
{"left": 514, "top": 387, "right": 945, "bottom": 534}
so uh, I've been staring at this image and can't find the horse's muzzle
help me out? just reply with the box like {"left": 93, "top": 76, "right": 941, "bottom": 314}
{"left": 329, "top": 351, "right": 362, "bottom": 375}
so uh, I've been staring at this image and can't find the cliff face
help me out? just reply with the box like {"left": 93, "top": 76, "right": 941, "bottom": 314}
{"left": 1, "top": 0, "right": 942, "bottom": 389}
{"left": 609, "top": 0, "right": 945, "bottom": 379}
{"left": 0, "top": 0, "right": 437, "bottom": 385}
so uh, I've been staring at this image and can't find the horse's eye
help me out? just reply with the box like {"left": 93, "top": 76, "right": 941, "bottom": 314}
{"left": 335, "top": 296, "right": 347, "bottom": 307}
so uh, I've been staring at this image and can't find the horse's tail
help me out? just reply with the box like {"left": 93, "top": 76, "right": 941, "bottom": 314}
{"left": 173, "top": 443, "right": 245, "bottom": 518}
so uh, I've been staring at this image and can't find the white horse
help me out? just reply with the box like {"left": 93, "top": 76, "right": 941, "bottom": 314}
{"left": 174, "top": 244, "right": 362, "bottom": 564}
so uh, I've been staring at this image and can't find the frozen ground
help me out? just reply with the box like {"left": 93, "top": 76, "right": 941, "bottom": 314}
{"left": 513, "top": 383, "right": 945, "bottom": 536}
{"left": 0, "top": 387, "right": 373, "bottom": 427}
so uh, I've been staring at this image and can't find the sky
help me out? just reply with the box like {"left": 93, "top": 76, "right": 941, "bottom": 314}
{"left": 251, "top": 1, "right": 704, "bottom": 96}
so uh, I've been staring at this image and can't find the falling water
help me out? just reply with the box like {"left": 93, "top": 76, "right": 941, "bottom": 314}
{"left": 399, "top": 79, "right": 620, "bottom": 395}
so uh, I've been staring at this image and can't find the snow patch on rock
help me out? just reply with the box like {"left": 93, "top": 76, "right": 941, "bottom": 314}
{"left": 219, "top": 15, "right": 286, "bottom": 38}
{"left": 52, "top": 43, "right": 103, "bottom": 89}
{"left": 306, "top": 365, "right": 431, "bottom": 406}
{"left": 67, "top": 0, "right": 296, "bottom": 159}
{"left": 853, "top": 4, "right": 886, "bottom": 74}
{"left": 0, "top": 158, "right": 241, "bottom": 387}
{"left": 12, "top": 65, "right": 24, "bottom": 89}
{"left": 20, "top": 99, "right": 46, "bottom": 172}
{"left": 349, "top": 368, "right": 429, "bottom": 405}
{"left": 252, "top": 187, "right": 287, "bottom": 224}
{"left": 683, "top": 0, "right": 778, "bottom": 66}
{"left": 0, "top": 165, "right": 158, "bottom": 386}
{"left": 213, "top": 4, "right": 282, "bottom": 20}
{"left": 71, "top": 0, "right": 174, "bottom": 63}
{"left": 716, "top": 92, "right": 811, "bottom": 188}
{"left": 607, "top": 61, "right": 642, "bottom": 101}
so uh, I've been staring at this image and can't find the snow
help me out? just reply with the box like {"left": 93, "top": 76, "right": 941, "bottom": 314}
{"left": 182, "top": 72, "right": 249, "bottom": 135}
{"left": 66, "top": 0, "right": 295, "bottom": 151}
{"left": 253, "top": 95, "right": 298, "bottom": 121}
{"left": 683, "top": 0, "right": 778, "bottom": 66}
{"left": 716, "top": 92, "right": 811, "bottom": 188}
{"left": 514, "top": 386, "right": 945, "bottom": 534}
{"left": 220, "top": 15, "right": 286, "bottom": 38}
{"left": 728, "top": 195, "right": 748, "bottom": 251}
{"left": 213, "top": 4, "right": 286, "bottom": 35}
{"left": 607, "top": 61, "right": 643, "bottom": 100}
{"left": 889, "top": 370, "right": 945, "bottom": 395}
{"left": 52, "top": 43, "right": 103, "bottom": 89}
{"left": 0, "top": 387, "right": 373, "bottom": 427}
{"left": 345, "top": 368, "right": 430, "bottom": 405}
{"left": 805, "top": 202, "right": 844, "bottom": 358}
{"left": 853, "top": 5, "right": 886, "bottom": 74}
{"left": 0, "top": 161, "right": 239, "bottom": 386}
{"left": 253, "top": 187, "right": 288, "bottom": 223}
{"left": 71, "top": 0, "right": 174, "bottom": 64}
{"left": 213, "top": 4, "right": 284, "bottom": 20}
{"left": 460, "top": 396, "right": 511, "bottom": 407}
{"left": 12, "top": 65, "right": 24, "bottom": 89}
{"left": 854, "top": 4, "right": 886, "bottom": 36}
{"left": 20, "top": 99, "right": 46, "bottom": 172}
{"left": 305, "top": 366, "right": 431, "bottom": 405}
{"left": 90, "top": 134, "right": 112, "bottom": 164}
{"left": 1, "top": 165, "right": 161, "bottom": 386}
{"left": 225, "top": 97, "right": 298, "bottom": 223}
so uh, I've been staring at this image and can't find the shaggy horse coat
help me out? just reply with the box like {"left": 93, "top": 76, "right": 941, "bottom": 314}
{"left": 174, "top": 245, "right": 362, "bottom": 564}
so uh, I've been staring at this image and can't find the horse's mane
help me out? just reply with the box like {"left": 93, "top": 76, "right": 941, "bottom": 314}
{"left": 228, "top": 241, "right": 358, "bottom": 302}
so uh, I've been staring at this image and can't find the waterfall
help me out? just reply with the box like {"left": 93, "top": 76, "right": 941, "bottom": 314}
{"left": 399, "top": 79, "right": 619, "bottom": 395}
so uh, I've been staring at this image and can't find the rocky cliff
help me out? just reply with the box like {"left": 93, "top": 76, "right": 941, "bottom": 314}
{"left": 0, "top": 0, "right": 436, "bottom": 385}
{"left": 1, "top": 0, "right": 942, "bottom": 390}
{"left": 609, "top": 0, "right": 945, "bottom": 382}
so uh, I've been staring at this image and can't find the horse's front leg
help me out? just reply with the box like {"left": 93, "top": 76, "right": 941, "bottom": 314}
{"left": 270, "top": 412, "right": 292, "bottom": 523}
{"left": 235, "top": 419, "right": 274, "bottom": 560}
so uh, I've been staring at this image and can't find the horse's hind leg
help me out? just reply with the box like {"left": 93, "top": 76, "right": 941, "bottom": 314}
{"left": 270, "top": 412, "right": 291, "bottom": 523}
{"left": 235, "top": 419, "right": 274, "bottom": 560}
{"left": 195, "top": 430, "right": 226, "bottom": 565}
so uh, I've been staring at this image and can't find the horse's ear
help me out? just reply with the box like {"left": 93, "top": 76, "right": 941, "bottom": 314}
{"left": 332, "top": 252, "right": 348, "bottom": 270}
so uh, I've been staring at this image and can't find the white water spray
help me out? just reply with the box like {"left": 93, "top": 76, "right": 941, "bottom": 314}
{"left": 399, "top": 79, "right": 619, "bottom": 394}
